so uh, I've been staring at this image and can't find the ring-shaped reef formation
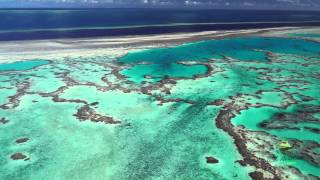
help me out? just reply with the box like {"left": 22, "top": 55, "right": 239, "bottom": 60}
{"left": 0, "top": 30, "right": 319, "bottom": 180}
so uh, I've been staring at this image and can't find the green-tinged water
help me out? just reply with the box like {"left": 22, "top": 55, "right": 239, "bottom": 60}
{"left": 0, "top": 29, "right": 320, "bottom": 179}
{"left": 121, "top": 63, "right": 208, "bottom": 84}
{"left": 120, "top": 37, "right": 320, "bottom": 63}
{"left": 0, "top": 60, "right": 50, "bottom": 72}
{"left": 289, "top": 33, "right": 320, "bottom": 38}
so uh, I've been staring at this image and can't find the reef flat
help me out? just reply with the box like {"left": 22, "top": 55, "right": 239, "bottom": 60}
{"left": 0, "top": 27, "right": 319, "bottom": 180}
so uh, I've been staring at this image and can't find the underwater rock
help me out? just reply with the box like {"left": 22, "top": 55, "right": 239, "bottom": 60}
{"left": 90, "top": 102, "right": 99, "bottom": 106}
{"left": 74, "top": 105, "right": 120, "bottom": 124}
{"left": 299, "top": 95, "right": 315, "bottom": 102}
{"left": 11, "top": 153, "right": 27, "bottom": 160}
{"left": 0, "top": 117, "right": 9, "bottom": 124}
{"left": 206, "top": 156, "right": 219, "bottom": 164}
{"left": 249, "top": 171, "right": 264, "bottom": 179}
{"left": 16, "top": 138, "right": 30, "bottom": 144}
{"left": 208, "top": 99, "right": 224, "bottom": 106}
{"left": 304, "top": 127, "right": 320, "bottom": 133}
{"left": 259, "top": 105, "right": 320, "bottom": 132}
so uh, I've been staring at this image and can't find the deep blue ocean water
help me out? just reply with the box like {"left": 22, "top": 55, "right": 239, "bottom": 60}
{"left": 0, "top": 9, "right": 320, "bottom": 40}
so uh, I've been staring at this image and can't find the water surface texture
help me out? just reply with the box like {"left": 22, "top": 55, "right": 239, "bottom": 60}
{"left": 0, "top": 30, "right": 319, "bottom": 179}
{"left": 1, "top": 9, "right": 320, "bottom": 40}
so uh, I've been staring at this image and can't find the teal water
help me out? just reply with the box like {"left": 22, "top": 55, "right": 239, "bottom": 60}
{"left": 289, "top": 33, "right": 320, "bottom": 38}
{"left": 121, "top": 63, "right": 208, "bottom": 84}
{"left": 0, "top": 32, "right": 320, "bottom": 179}
{"left": 119, "top": 36, "right": 320, "bottom": 86}
{"left": 120, "top": 37, "right": 320, "bottom": 64}
{"left": 0, "top": 60, "right": 49, "bottom": 72}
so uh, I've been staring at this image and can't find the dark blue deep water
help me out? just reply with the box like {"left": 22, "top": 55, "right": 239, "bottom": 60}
{"left": 0, "top": 9, "right": 320, "bottom": 40}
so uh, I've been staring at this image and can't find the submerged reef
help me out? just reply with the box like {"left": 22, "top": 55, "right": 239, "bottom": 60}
{"left": 0, "top": 30, "right": 319, "bottom": 179}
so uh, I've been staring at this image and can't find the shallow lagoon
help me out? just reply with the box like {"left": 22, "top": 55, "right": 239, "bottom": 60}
{"left": 121, "top": 63, "right": 208, "bottom": 84}
{"left": 0, "top": 60, "right": 50, "bottom": 72}
{"left": 0, "top": 32, "right": 319, "bottom": 179}
{"left": 120, "top": 37, "right": 320, "bottom": 63}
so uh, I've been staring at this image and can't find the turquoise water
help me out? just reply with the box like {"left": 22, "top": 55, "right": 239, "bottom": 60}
{"left": 0, "top": 32, "right": 319, "bottom": 179}
{"left": 0, "top": 60, "right": 49, "bottom": 72}
{"left": 120, "top": 37, "right": 320, "bottom": 64}
{"left": 121, "top": 63, "right": 208, "bottom": 84}
{"left": 289, "top": 33, "right": 320, "bottom": 38}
